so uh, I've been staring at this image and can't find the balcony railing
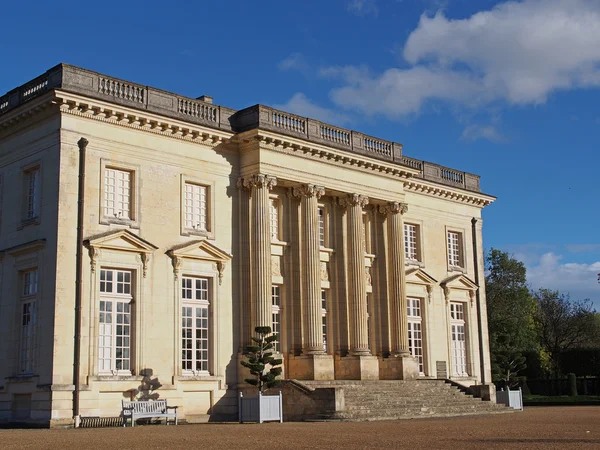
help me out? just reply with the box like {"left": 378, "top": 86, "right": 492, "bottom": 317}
{"left": 0, "top": 64, "right": 482, "bottom": 193}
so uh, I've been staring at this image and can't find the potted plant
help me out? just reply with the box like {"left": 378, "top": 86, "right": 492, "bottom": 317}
{"left": 239, "top": 326, "right": 283, "bottom": 423}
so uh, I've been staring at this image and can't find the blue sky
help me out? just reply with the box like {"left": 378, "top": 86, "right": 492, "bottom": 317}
{"left": 1, "top": 0, "right": 599, "bottom": 307}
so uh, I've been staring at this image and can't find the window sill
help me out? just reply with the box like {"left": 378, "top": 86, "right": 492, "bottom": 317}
{"left": 448, "top": 265, "right": 466, "bottom": 274}
{"left": 17, "top": 217, "right": 41, "bottom": 230}
{"left": 405, "top": 259, "right": 424, "bottom": 268}
{"left": 319, "top": 247, "right": 334, "bottom": 254}
{"left": 177, "top": 374, "right": 219, "bottom": 382}
{"left": 100, "top": 217, "right": 139, "bottom": 229}
{"left": 5, "top": 374, "right": 39, "bottom": 382}
{"left": 92, "top": 375, "right": 142, "bottom": 382}
{"left": 181, "top": 229, "right": 215, "bottom": 240}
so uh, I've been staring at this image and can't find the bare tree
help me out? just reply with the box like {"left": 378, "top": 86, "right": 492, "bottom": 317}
{"left": 533, "top": 289, "right": 599, "bottom": 377}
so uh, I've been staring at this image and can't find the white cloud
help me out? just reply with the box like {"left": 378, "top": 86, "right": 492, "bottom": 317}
{"left": 526, "top": 252, "right": 600, "bottom": 308}
{"left": 274, "top": 93, "right": 352, "bottom": 126}
{"left": 278, "top": 53, "right": 309, "bottom": 73}
{"left": 461, "top": 124, "right": 506, "bottom": 143}
{"left": 326, "top": 0, "right": 600, "bottom": 117}
{"left": 347, "top": 0, "right": 378, "bottom": 17}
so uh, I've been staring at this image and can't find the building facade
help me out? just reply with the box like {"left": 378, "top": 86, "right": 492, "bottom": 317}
{"left": 0, "top": 64, "right": 495, "bottom": 426}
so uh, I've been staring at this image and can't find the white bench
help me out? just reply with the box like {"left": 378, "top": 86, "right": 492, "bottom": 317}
{"left": 122, "top": 400, "right": 178, "bottom": 427}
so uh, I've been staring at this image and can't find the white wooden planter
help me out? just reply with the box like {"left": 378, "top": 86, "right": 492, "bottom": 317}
{"left": 238, "top": 391, "right": 283, "bottom": 423}
{"left": 496, "top": 387, "right": 524, "bottom": 410}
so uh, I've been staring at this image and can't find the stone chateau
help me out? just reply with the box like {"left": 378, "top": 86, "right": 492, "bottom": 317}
{"left": 0, "top": 64, "right": 496, "bottom": 426}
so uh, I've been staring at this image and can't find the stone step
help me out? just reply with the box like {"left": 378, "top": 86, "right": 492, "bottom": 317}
{"left": 323, "top": 408, "right": 514, "bottom": 422}
{"left": 343, "top": 399, "right": 486, "bottom": 408}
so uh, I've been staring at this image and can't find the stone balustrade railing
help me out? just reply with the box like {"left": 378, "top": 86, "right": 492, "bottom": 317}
{"left": 0, "top": 64, "right": 482, "bottom": 193}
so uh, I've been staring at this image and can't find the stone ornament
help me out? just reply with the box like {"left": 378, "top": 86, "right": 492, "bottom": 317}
{"left": 291, "top": 184, "right": 325, "bottom": 199}
{"left": 338, "top": 193, "right": 369, "bottom": 208}
{"left": 378, "top": 201, "right": 408, "bottom": 215}
{"left": 237, "top": 174, "right": 277, "bottom": 191}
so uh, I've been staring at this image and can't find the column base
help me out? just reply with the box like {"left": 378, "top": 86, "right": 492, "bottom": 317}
{"left": 288, "top": 354, "right": 335, "bottom": 380}
{"left": 379, "top": 355, "right": 419, "bottom": 380}
{"left": 334, "top": 355, "right": 379, "bottom": 380}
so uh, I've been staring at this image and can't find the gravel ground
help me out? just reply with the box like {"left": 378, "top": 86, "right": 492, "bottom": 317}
{"left": 1, "top": 407, "right": 599, "bottom": 450}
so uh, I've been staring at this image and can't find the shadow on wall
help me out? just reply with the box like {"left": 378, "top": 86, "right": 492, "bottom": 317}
{"left": 123, "top": 368, "right": 162, "bottom": 401}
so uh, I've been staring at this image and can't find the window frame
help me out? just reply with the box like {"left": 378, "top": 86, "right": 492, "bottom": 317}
{"left": 271, "top": 284, "right": 282, "bottom": 354}
{"left": 403, "top": 222, "right": 423, "bottom": 264}
{"left": 318, "top": 204, "right": 330, "bottom": 249}
{"left": 449, "top": 301, "right": 469, "bottom": 377}
{"left": 445, "top": 226, "right": 467, "bottom": 271}
{"left": 269, "top": 195, "right": 282, "bottom": 242}
{"left": 97, "top": 268, "right": 134, "bottom": 376}
{"left": 407, "top": 297, "right": 425, "bottom": 375}
{"left": 19, "top": 161, "right": 42, "bottom": 228}
{"left": 99, "top": 159, "right": 140, "bottom": 228}
{"left": 321, "top": 289, "right": 329, "bottom": 353}
{"left": 180, "top": 275, "right": 211, "bottom": 376}
{"left": 19, "top": 268, "right": 39, "bottom": 375}
{"left": 180, "top": 175, "right": 215, "bottom": 239}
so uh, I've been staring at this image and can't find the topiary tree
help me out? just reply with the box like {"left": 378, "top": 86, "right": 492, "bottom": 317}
{"left": 241, "top": 326, "right": 283, "bottom": 393}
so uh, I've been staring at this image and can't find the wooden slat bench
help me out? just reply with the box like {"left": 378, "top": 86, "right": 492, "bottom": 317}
{"left": 122, "top": 400, "right": 178, "bottom": 427}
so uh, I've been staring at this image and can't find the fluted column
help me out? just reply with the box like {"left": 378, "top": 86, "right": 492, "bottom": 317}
{"left": 293, "top": 184, "right": 325, "bottom": 354}
{"left": 242, "top": 174, "right": 277, "bottom": 332}
{"left": 340, "top": 193, "right": 370, "bottom": 356}
{"left": 380, "top": 201, "right": 410, "bottom": 356}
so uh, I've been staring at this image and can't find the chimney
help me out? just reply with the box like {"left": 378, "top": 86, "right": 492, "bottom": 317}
{"left": 197, "top": 95, "right": 213, "bottom": 104}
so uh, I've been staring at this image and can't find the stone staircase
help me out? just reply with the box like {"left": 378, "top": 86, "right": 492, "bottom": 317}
{"left": 297, "top": 380, "right": 513, "bottom": 421}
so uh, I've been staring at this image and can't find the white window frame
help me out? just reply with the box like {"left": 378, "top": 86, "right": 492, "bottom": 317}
{"left": 180, "top": 175, "right": 215, "bottom": 238}
{"left": 318, "top": 205, "right": 329, "bottom": 248}
{"left": 103, "top": 168, "right": 131, "bottom": 220}
{"left": 321, "top": 289, "right": 328, "bottom": 353}
{"left": 362, "top": 211, "right": 373, "bottom": 254}
{"left": 404, "top": 223, "right": 421, "bottom": 263}
{"left": 98, "top": 269, "right": 133, "bottom": 376}
{"left": 19, "top": 269, "right": 39, "bottom": 374}
{"left": 450, "top": 302, "right": 469, "bottom": 377}
{"left": 407, "top": 297, "right": 425, "bottom": 375}
{"left": 181, "top": 276, "right": 211, "bottom": 375}
{"left": 269, "top": 196, "right": 281, "bottom": 242}
{"left": 20, "top": 162, "right": 42, "bottom": 227}
{"left": 99, "top": 159, "right": 139, "bottom": 228}
{"left": 446, "top": 228, "right": 466, "bottom": 270}
{"left": 271, "top": 285, "right": 281, "bottom": 353}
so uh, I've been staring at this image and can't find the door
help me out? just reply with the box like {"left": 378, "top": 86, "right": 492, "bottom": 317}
{"left": 450, "top": 302, "right": 468, "bottom": 377}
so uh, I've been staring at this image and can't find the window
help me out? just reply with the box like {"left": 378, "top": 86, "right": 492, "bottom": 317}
{"left": 404, "top": 223, "right": 420, "bottom": 262}
{"left": 318, "top": 207, "right": 326, "bottom": 247}
{"left": 103, "top": 168, "right": 131, "bottom": 219}
{"left": 450, "top": 302, "right": 468, "bottom": 377}
{"left": 269, "top": 198, "right": 279, "bottom": 241}
{"left": 321, "top": 290, "right": 328, "bottom": 353}
{"left": 25, "top": 169, "right": 40, "bottom": 220}
{"left": 19, "top": 269, "right": 38, "bottom": 374}
{"left": 184, "top": 182, "right": 208, "bottom": 231}
{"left": 447, "top": 231, "right": 463, "bottom": 268}
{"left": 407, "top": 298, "right": 424, "bottom": 374}
{"left": 98, "top": 269, "right": 133, "bottom": 374}
{"left": 181, "top": 277, "right": 210, "bottom": 374}
{"left": 271, "top": 285, "right": 281, "bottom": 353}
{"left": 362, "top": 213, "right": 371, "bottom": 253}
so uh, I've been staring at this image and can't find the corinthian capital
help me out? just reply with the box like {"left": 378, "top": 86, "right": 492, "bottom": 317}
{"left": 291, "top": 184, "right": 325, "bottom": 199}
{"left": 378, "top": 201, "right": 408, "bottom": 215}
{"left": 338, "top": 193, "right": 369, "bottom": 209}
{"left": 237, "top": 174, "right": 277, "bottom": 191}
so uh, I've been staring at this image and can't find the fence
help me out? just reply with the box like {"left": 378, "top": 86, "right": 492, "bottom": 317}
{"left": 238, "top": 391, "right": 283, "bottom": 423}
{"left": 496, "top": 388, "right": 523, "bottom": 410}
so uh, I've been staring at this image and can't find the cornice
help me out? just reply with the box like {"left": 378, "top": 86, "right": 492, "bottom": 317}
{"left": 404, "top": 179, "right": 495, "bottom": 207}
{"left": 237, "top": 129, "right": 419, "bottom": 182}
{"left": 53, "top": 91, "right": 234, "bottom": 148}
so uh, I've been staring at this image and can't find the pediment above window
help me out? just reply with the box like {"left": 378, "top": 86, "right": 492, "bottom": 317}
{"left": 85, "top": 230, "right": 158, "bottom": 277}
{"left": 405, "top": 267, "right": 437, "bottom": 286}
{"left": 167, "top": 239, "right": 232, "bottom": 284}
{"left": 440, "top": 274, "right": 478, "bottom": 305}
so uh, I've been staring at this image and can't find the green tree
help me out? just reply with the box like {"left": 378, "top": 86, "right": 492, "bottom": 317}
{"left": 533, "top": 289, "right": 599, "bottom": 378}
{"left": 241, "top": 326, "right": 283, "bottom": 393}
{"left": 485, "top": 249, "right": 537, "bottom": 383}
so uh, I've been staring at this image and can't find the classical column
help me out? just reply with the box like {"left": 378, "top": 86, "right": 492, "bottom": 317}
{"left": 340, "top": 193, "right": 370, "bottom": 356}
{"left": 379, "top": 201, "right": 410, "bottom": 356}
{"left": 293, "top": 184, "right": 326, "bottom": 354}
{"left": 242, "top": 174, "right": 277, "bottom": 331}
